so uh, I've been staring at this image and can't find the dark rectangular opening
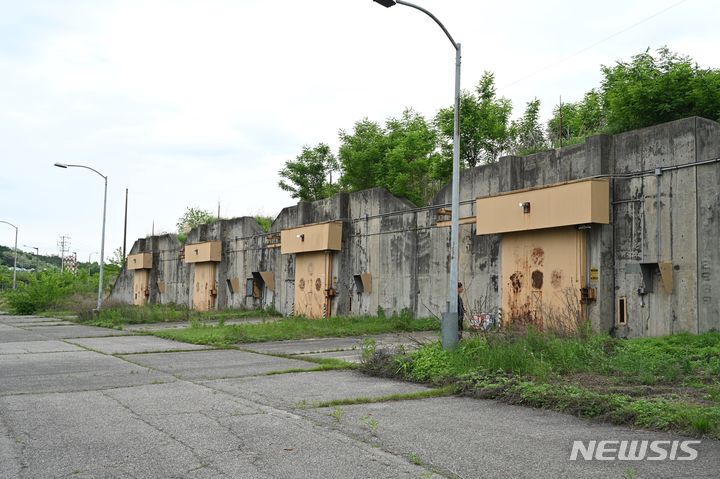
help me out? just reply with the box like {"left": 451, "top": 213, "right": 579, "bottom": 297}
{"left": 246, "top": 273, "right": 264, "bottom": 299}
{"left": 353, "top": 274, "right": 364, "bottom": 293}
{"left": 617, "top": 297, "right": 627, "bottom": 325}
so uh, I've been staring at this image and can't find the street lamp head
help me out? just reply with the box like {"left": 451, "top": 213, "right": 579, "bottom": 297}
{"left": 54, "top": 162, "right": 68, "bottom": 168}
{"left": 373, "top": 0, "right": 396, "bottom": 7}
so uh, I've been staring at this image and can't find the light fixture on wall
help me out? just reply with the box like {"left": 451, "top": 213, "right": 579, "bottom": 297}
{"left": 519, "top": 202, "right": 531, "bottom": 214}
{"left": 297, "top": 234, "right": 305, "bottom": 241}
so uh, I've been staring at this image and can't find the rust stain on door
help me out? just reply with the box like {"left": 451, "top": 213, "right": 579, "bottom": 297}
{"left": 502, "top": 227, "right": 586, "bottom": 332}
{"left": 192, "top": 263, "right": 217, "bottom": 311}
{"left": 294, "top": 251, "right": 331, "bottom": 319}
{"left": 133, "top": 270, "right": 150, "bottom": 306}
{"left": 531, "top": 247, "right": 545, "bottom": 266}
{"left": 531, "top": 270, "right": 544, "bottom": 289}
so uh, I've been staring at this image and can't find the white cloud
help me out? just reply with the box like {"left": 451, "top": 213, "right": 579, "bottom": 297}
{"left": 1, "top": 0, "right": 717, "bottom": 259}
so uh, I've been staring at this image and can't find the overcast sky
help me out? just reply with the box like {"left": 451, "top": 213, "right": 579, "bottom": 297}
{"left": 1, "top": 0, "right": 717, "bottom": 263}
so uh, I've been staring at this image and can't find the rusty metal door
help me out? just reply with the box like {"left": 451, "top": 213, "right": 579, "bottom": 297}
{"left": 133, "top": 270, "right": 149, "bottom": 306}
{"left": 193, "top": 263, "right": 217, "bottom": 311}
{"left": 501, "top": 226, "right": 586, "bottom": 332}
{"left": 294, "top": 251, "right": 331, "bottom": 318}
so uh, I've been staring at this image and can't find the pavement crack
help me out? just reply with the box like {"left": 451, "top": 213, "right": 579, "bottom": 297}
{"left": 0, "top": 404, "right": 26, "bottom": 478}
{"left": 99, "top": 390, "right": 230, "bottom": 479}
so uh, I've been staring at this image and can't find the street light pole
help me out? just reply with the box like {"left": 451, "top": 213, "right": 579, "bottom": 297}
{"left": 54, "top": 163, "right": 108, "bottom": 310}
{"left": 0, "top": 220, "right": 18, "bottom": 289}
{"left": 373, "top": 0, "right": 461, "bottom": 349}
{"left": 23, "top": 245, "right": 39, "bottom": 272}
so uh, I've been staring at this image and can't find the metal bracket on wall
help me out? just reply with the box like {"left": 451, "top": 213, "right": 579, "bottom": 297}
{"left": 657, "top": 261, "right": 673, "bottom": 294}
{"left": 638, "top": 261, "right": 674, "bottom": 294}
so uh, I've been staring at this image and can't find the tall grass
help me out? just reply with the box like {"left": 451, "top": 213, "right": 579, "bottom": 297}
{"left": 394, "top": 330, "right": 720, "bottom": 386}
{"left": 366, "top": 330, "right": 720, "bottom": 438}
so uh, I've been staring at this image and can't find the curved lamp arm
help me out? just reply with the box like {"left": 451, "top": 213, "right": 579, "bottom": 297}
{"left": 53, "top": 162, "right": 108, "bottom": 310}
{"left": 0, "top": 220, "right": 18, "bottom": 289}
{"left": 54, "top": 162, "right": 107, "bottom": 180}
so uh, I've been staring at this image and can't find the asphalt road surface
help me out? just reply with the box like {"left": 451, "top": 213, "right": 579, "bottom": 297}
{"left": 1, "top": 314, "right": 718, "bottom": 478}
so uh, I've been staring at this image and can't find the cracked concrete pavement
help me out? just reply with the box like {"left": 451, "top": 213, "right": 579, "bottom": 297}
{"left": 1, "top": 314, "right": 718, "bottom": 478}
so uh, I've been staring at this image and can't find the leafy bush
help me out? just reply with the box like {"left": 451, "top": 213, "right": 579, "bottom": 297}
{"left": 4, "top": 269, "right": 102, "bottom": 315}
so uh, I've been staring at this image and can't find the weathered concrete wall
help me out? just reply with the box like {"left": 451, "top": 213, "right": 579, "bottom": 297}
{"left": 611, "top": 117, "right": 719, "bottom": 337}
{"left": 696, "top": 118, "right": 720, "bottom": 333}
{"left": 109, "top": 117, "right": 720, "bottom": 338}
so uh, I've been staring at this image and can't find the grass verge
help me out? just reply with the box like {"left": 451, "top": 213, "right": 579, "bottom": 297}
{"left": 359, "top": 330, "right": 720, "bottom": 439}
{"left": 151, "top": 313, "right": 439, "bottom": 347}
{"left": 72, "top": 303, "right": 281, "bottom": 329}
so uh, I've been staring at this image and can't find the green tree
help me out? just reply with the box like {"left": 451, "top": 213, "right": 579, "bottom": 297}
{"left": 511, "top": 98, "right": 547, "bottom": 155}
{"left": 107, "top": 246, "right": 125, "bottom": 269}
{"left": 176, "top": 207, "right": 216, "bottom": 243}
{"left": 339, "top": 109, "right": 442, "bottom": 205}
{"left": 254, "top": 215, "right": 274, "bottom": 232}
{"left": 601, "top": 47, "right": 720, "bottom": 133}
{"left": 278, "top": 143, "right": 340, "bottom": 202}
{"left": 547, "top": 90, "right": 604, "bottom": 147}
{"left": 435, "top": 72, "right": 513, "bottom": 167}
{"left": 4, "top": 269, "right": 96, "bottom": 315}
{"left": 338, "top": 119, "right": 387, "bottom": 192}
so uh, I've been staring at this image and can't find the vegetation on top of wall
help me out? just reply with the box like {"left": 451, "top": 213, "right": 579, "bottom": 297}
{"left": 176, "top": 207, "right": 217, "bottom": 244}
{"left": 360, "top": 329, "right": 720, "bottom": 438}
{"left": 277, "top": 47, "right": 719, "bottom": 206}
{"left": 254, "top": 215, "right": 274, "bottom": 233}
{"left": 548, "top": 47, "right": 720, "bottom": 146}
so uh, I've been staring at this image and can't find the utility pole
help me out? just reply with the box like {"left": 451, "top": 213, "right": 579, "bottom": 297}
{"left": 123, "top": 188, "right": 128, "bottom": 260}
{"left": 559, "top": 95, "right": 563, "bottom": 149}
{"left": 58, "top": 235, "right": 70, "bottom": 273}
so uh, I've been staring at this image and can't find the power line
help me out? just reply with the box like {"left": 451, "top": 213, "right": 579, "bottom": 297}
{"left": 502, "top": 0, "right": 690, "bottom": 89}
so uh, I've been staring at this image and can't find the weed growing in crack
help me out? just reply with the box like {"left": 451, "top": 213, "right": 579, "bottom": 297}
{"left": 623, "top": 468, "right": 638, "bottom": 479}
{"left": 361, "top": 337, "right": 377, "bottom": 362}
{"left": 361, "top": 415, "right": 379, "bottom": 436}
{"left": 330, "top": 407, "right": 344, "bottom": 423}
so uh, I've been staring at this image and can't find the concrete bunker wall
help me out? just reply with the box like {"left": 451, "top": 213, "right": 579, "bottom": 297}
{"left": 109, "top": 117, "right": 720, "bottom": 337}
